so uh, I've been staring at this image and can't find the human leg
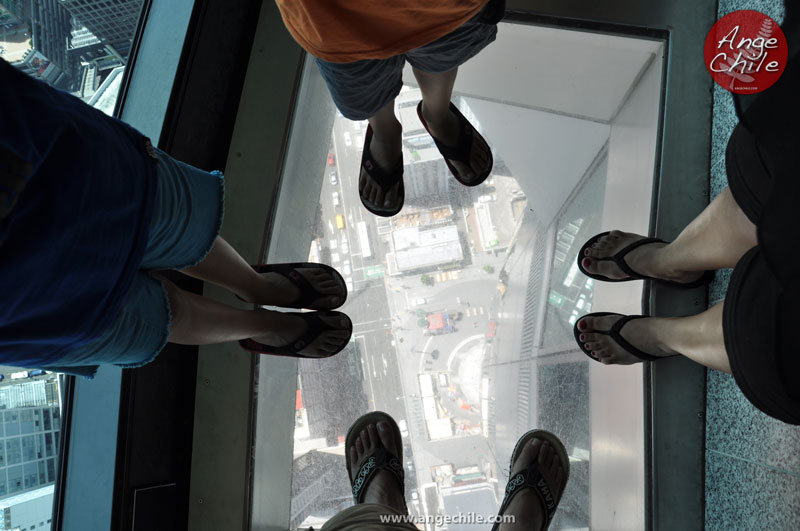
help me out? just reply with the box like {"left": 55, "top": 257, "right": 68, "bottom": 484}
{"left": 158, "top": 275, "right": 351, "bottom": 357}
{"left": 494, "top": 431, "right": 569, "bottom": 531}
{"left": 582, "top": 187, "right": 757, "bottom": 282}
{"left": 360, "top": 99, "right": 403, "bottom": 211}
{"left": 314, "top": 56, "right": 405, "bottom": 213}
{"left": 576, "top": 303, "right": 731, "bottom": 372}
{"left": 180, "top": 237, "right": 345, "bottom": 310}
{"left": 319, "top": 412, "right": 414, "bottom": 531}
{"left": 413, "top": 67, "right": 491, "bottom": 183}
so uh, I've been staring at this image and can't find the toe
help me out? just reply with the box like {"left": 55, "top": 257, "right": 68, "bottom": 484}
{"left": 511, "top": 438, "right": 541, "bottom": 476}
{"left": 356, "top": 435, "right": 365, "bottom": 456}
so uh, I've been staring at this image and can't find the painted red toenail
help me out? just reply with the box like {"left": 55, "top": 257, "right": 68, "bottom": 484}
{"left": 585, "top": 344, "right": 590, "bottom": 349}
{"left": 579, "top": 334, "right": 585, "bottom": 341}
{"left": 584, "top": 258, "right": 591, "bottom": 266}
{"left": 591, "top": 351, "right": 596, "bottom": 357}
{"left": 578, "top": 321, "right": 586, "bottom": 330}
{"left": 584, "top": 249, "right": 590, "bottom": 255}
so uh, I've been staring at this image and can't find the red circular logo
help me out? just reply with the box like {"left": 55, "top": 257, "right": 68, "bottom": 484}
{"left": 704, "top": 10, "right": 787, "bottom": 94}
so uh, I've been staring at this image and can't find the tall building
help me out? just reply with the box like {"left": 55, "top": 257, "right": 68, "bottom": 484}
{"left": 298, "top": 342, "right": 368, "bottom": 446}
{"left": 0, "top": 403, "right": 62, "bottom": 498}
{"left": 59, "top": 0, "right": 143, "bottom": 58}
{"left": 0, "top": 0, "right": 25, "bottom": 26}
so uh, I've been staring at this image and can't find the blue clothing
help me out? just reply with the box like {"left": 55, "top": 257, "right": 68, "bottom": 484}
{"left": 46, "top": 150, "right": 225, "bottom": 379}
{"left": 0, "top": 58, "right": 156, "bottom": 368}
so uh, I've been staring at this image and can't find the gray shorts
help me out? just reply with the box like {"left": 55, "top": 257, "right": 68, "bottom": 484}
{"left": 315, "top": 14, "right": 498, "bottom": 120}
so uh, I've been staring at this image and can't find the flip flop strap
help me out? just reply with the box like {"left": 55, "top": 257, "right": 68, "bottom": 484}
{"left": 607, "top": 237, "right": 664, "bottom": 280}
{"left": 494, "top": 461, "right": 556, "bottom": 531}
{"left": 362, "top": 127, "right": 403, "bottom": 193}
{"left": 428, "top": 110, "right": 473, "bottom": 163}
{"left": 596, "top": 315, "right": 659, "bottom": 361}
{"left": 257, "top": 264, "right": 318, "bottom": 309}
{"left": 351, "top": 446, "right": 405, "bottom": 504}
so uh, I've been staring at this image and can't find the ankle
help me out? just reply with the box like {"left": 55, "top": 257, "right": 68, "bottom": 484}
{"left": 370, "top": 118, "right": 402, "bottom": 141}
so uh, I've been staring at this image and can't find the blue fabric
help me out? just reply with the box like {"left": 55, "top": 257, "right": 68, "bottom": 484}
{"left": 315, "top": 15, "right": 497, "bottom": 120}
{"left": 45, "top": 151, "right": 225, "bottom": 379}
{"left": 0, "top": 58, "right": 156, "bottom": 369}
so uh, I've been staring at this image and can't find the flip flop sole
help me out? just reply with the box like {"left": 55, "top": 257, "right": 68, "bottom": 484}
{"left": 359, "top": 124, "right": 405, "bottom": 217}
{"left": 252, "top": 262, "right": 348, "bottom": 310}
{"left": 417, "top": 101, "right": 493, "bottom": 187}
{"left": 239, "top": 310, "right": 353, "bottom": 358}
{"left": 508, "top": 429, "right": 570, "bottom": 508}
{"left": 345, "top": 411, "right": 404, "bottom": 488}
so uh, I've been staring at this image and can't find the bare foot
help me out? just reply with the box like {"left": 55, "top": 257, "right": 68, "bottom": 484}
{"left": 349, "top": 421, "right": 407, "bottom": 511}
{"left": 252, "top": 311, "right": 351, "bottom": 357}
{"left": 359, "top": 122, "right": 403, "bottom": 211}
{"left": 576, "top": 314, "right": 678, "bottom": 365}
{"left": 497, "top": 438, "right": 567, "bottom": 531}
{"left": 420, "top": 102, "right": 491, "bottom": 184}
{"left": 241, "top": 267, "right": 345, "bottom": 310}
{"left": 582, "top": 230, "right": 703, "bottom": 284}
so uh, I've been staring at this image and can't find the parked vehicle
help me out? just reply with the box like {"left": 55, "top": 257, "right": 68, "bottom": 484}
{"left": 10, "top": 371, "right": 29, "bottom": 380}
{"left": 29, "top": 369, "right": 46, "bottom": 377}
{"left": 398, "top": 419, "right": 409, "bottom": 438}
{"left": 332, "top": 191, "right": 340, "bottom": 206}
{"left": 329, "top": 171, "right": 337, "bottom": 185}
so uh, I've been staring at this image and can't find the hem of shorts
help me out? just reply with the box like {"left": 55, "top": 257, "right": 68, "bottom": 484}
{"left": 342, "top": 77, "right": 404, "bottom": 121}
{"left": 115, "top": 275, "right": 174, "bottom": 370}
{"left": 406, "top": 26, "right": 497, "bottom": 74}
{"left": 722, "top": 247, "right": 798, "bottom": 424}
{"left": 168, "top": 170, "right": 225, "bottom": 270}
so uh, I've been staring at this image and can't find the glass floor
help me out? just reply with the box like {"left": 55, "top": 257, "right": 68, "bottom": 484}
{"left": 267, "top": 20, "right": 666, "bottom": 530}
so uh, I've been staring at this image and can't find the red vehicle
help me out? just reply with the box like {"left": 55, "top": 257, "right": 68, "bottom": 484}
{"left": 328, "top": 153, "right": 335, "bottom": 165}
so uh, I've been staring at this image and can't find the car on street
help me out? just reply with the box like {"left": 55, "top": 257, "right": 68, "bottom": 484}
{"left": 340, "top": 239, "right": 349, "bottom": 254}
{"left": 412, "top": 297, "right": 427, "bottom": 306}
{"left": 332, "top": 191, "right": 340, "bottom": 206}
{"left": 329, "top": 239, "right": 338, "bottom": 249}
{"left": 331, "top": 252, "right": 341, "bottom": 264}
{"left": 398, "top": 419, "right": 409, "bottom": 438}
{"left": 478, "top": 193, "right": 497, "bottom": 203}
{"left": 344, "top": 132, "right": 352, "bottom": 147}
{"left": 329, "top": 171, "right": 337, "bottom": 185}
{"left": 335, "top": 214, "right": 345, "bottom": 229}
{"left": 328, "top": 153, "right": 335, "bottom": 165}
{"left": 342, "top": 260, "right": 351, "bottom": 276}
{"left": 345, "top": 277, "right": 354, "bottom": 292}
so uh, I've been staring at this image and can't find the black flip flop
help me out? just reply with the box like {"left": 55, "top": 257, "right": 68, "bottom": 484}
{"left": 573, "top": 312, "right": 664, "bottom": 363}
{"left": 359, "top": 124, "right": 404, "bottom": 217}
{"left": 345, "top": 411, "right": 408, "bottom": 513}
{"left": 240, "top": 262, "right": 347, "bottom": 310}
{"left": 239, "top": 310, "right": 352, "bottom": 358}
{"left": 577, "top": 231, "right": 714, "bottom": 288}
{"left": 491, "top": 429, "right": 570, "bottom": 531}
{"left": 417, "top": 101, "right": 493, "bottom": 187}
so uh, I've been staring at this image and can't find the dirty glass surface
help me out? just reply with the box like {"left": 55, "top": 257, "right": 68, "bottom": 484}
{"left": 277, "top": 21, "right": 665, "bottom": 530}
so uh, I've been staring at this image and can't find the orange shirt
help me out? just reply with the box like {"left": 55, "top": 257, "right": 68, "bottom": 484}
{"left": 275, "top": 1, "right": 490, "bottom": 63}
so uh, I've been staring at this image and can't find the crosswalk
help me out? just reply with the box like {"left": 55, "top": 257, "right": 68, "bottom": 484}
{"left": 433, "top": 270, "right": 459, "bottom": 282}
{"left": 462, "top": 306, "right": 485, "bottom": 317}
